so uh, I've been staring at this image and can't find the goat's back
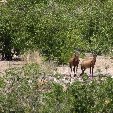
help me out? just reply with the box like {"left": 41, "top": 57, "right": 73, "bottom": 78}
{"left": 81, "top": 59, "right": 92, "bottom": 68}
{"left": 69, "top": 53, "right": 79, "bottom": 66}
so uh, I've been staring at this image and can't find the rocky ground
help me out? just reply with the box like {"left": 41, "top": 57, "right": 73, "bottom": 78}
{"left": 0, "top": 61, "right": 25, "bottom": 74}
{"left": 0, "top": 55, "right": 113, "bottom": 79}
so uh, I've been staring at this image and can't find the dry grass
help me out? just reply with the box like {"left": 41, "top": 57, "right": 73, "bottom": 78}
{"left": 22, "top": 50, "right": 57, "bottom": 74}
{"left": 21, "top": 50, "right": 43, "bottom": 65}
{"left": 0, "top": 51, "right": 57, "bottom": 75}
{"left": 0, "top": 50, "right": 43, "bottom": 73}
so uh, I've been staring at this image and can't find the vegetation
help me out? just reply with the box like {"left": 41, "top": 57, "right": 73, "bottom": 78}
{"left": 1, "top": 0, "right": 113, "bottom": 112}
{"left": 0, "top": 64, "right": 113, "bottom": 113}
{"left": 0, "top": 0, "right": 113, "bottom": 63}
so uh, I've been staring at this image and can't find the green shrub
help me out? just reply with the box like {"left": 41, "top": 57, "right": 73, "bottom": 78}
{"left": 1, "top": 64, "right": 113, "bottom": 113}
{"left": 1, "top": 0, "right": 113, "bottom": 63}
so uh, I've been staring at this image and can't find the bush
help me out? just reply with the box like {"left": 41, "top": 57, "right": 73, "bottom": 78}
{"left": 1, "top": 0, "right": 113, "bottom": 63}
{"left": 1, "top": 64, "right": 113, "bottom": 113}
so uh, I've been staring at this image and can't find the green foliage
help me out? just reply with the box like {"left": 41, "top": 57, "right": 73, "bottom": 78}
{"left": 0, "top": 77, "right": 5, "bottom": 88}
{"left": 67, "top": 77, "right": 113, "bottom": 113}
{"left": 1, "top": 64, "right": 113, "bottom": 113}
{"left": 1, "top": 0, "right": 113, "bottom": 62}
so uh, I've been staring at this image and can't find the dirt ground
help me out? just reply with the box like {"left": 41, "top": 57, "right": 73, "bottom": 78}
{"left": 0, "top": 55, "right": 113, "bottom": 77}
{"left": 0, "top": 61, "right": 25, "bottom": 74}
{"left": 57, "top": 55, "right": 113, "bottom": 77}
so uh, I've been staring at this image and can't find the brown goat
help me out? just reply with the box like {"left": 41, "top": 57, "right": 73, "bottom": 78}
{"left": 80, "top": 54, "right": 97, "bottom": 77}
{"left": 69, "top": 53, "right": 80, "bottom": 77}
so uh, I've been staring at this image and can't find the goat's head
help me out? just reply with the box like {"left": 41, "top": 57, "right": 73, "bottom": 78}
{"left": 92, "top": 54, "right": 97, "bottom": 58}
{"left": 73, "top": 53, "right": 79, "bottom": 58}
{"left": 91, "top": 51, "right": 97, "bottom": 58}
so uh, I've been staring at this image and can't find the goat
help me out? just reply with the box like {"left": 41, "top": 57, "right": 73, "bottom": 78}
{"left": 80, "top": 54, "right": 97, "bottom": 78}
{"left": 69, "top": 53, "right": 80, "bottom": 77}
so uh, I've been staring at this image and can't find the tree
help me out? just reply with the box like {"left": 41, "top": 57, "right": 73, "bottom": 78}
{"left": 1, "top": 0, "right": 113, "bottom": 62}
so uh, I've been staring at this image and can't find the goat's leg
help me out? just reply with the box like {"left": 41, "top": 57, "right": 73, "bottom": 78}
{"left": 90, "top": 67, "right": 91, "bottom": 75}
{"left": 70, "top": 67, "right": 72, "bottom": 73}
{"left": 80, "top": 70, "right": 84, "bottom": 79}
{"left": 70, "top": 67, "right": 72, "bottom": 78}
{"left": 76, "top": 65, "right": 78, "bottom": 74}
{"left": 80, "top": 66, "right": 82, "bottom": 76}
{"left": 69, "top": 65, "right": 72, "bottom": 82}
{"left": 80, "top": 68, "right": 85, "bottom": 76}
{"left": 69, "top": 64, "right": 72, "bottom": 77}
{"left": 92, "top": 67, "right": 94, "bottom": 78}
{"left": 73, "top": 66, "right": 76, "bottom": 77}
{"left": 89, "top": 67, "right": 92, "bottom": 79}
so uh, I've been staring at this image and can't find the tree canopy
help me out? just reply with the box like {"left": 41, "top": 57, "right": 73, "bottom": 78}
{"left": 0, "top": 0, "right": 113, "bottom": 63}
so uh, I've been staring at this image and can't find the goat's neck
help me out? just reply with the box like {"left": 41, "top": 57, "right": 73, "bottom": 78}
{"left": 74, "top": 57, "right": 78, "bottom": 61}
{"left": 92, "top": 57, "right": 96, "bottom": 63}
